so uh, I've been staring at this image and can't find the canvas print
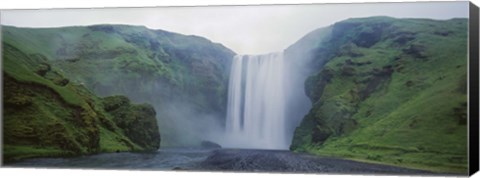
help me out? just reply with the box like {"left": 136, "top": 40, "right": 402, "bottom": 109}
{"left": 0, "top": 1, "right": 473, "bottom": 175}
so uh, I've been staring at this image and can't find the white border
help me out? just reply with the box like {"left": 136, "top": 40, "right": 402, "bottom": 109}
{"left": 0, "top": 0, "right": 471, "bottom": 9}
{"left": 0, "top": 1, "right": 478, "bottom": 178}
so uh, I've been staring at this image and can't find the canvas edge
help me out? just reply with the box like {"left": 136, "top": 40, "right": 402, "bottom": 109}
{"left": 469, "top": 1, "right": 479, "bottom": 176}
{"left": 0, "top": 1, "right": 476, "bottom": 176}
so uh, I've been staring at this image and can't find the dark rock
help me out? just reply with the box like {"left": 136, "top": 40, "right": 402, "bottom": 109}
{"left": 391, "top": 31, "right": 416, "bottom": 45}
{"left": 405, "top": 80, "right": 414, "bottom": 87}
{"left": 339, "top": 119, "right": 358, "bottom": 134}
{"left": 453, "top": 102, "right": 467, "bottom": 125}
{"left": 353, "top": 30, "right": 382, "bottom": 48}
{"left": 55, "top": 78, "right": 70, "bottom": 86}
{"left": 341, "top": 66, "right": 356, "bottom": 76}
{"left": 36, "top": 63, "right": 51, "bottom": 77}
{"left": 172, "top": 167, "right": 188, "bottom": 170}
{"left": 102, "top": 95, "right": 161, "bottom": 150}
{"left": 403, "top": 44, "right": 427, "bottom": 59}
{"left": 359, "top": 66, "right": 393, "bottom": 100}
{"left": 201, "top": 140, "right": 222, "bottom": 149}
{"left": 305, "top": 68, "right": 334, "bottom": 102}
{"left": 345, "top": 59, "right": 372, "bottom": 66}
{"left": 103, "top": 95, "right": 130, "bottom": 112}
{"left": 353, "top": 22, "right": 390, "bottom": 48}
{"left": 434, "top": 30, "right": 453, "bottom": 36}
{"left": 311, "top": 126, "right": 332, "bottom": 144}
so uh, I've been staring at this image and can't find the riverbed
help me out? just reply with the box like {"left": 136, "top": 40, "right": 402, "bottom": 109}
{"left": 6, "top": 148, "right": 441, "bottom": 175}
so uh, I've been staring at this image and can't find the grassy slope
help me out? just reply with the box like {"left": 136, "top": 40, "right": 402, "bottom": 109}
{"left": 2, "top": 40, "right": 160, "bottom": 162}
{"left": 2, "top": 25, "right": 235, "bottom": 146}
{"left": 2, "top": 25, "right": 234, "bottom": 112}
{"left": 289, "top": 17, "right": 468, "bottom": 174}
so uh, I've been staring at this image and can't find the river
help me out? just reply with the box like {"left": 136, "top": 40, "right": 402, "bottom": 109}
{"left": 6, "top": 148, "right": 442, "bottom": 175}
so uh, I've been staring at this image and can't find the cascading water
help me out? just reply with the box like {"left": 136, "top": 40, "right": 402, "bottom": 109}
{"left": 223, "top": 52, "right": 288, "bottom": 150}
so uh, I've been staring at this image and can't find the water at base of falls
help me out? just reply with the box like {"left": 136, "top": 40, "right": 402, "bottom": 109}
{"left": 223, "top": 52, "right": 288, "bottom": 150}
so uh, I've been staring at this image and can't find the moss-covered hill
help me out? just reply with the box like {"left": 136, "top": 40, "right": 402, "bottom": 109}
{"left": 2, "top": 25, "right": 235, "bottom": 146}
{"left": 288, "top": 17, "right": 468, "bottom": 173}
{"left": 2, "top": 41, "right": 160, "bottom": 162}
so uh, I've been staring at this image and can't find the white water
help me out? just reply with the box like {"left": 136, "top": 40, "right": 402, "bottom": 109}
{"left": 223, "top": 52, "right": 288, "bottom": 150}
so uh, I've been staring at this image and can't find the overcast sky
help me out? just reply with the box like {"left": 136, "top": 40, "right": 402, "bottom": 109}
{"left": 0, "top": 1, "right": 469, "bottom": 55}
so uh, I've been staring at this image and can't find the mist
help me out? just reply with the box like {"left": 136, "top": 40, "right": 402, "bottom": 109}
{"left": 173, "top": 25, "right": 333, "bottom": 150}
{"left": 82, "top": 70, "right": 230, "bottom": 147}
{"left": 41, "top": 20, "right": 335, "bottom": 150}
{"left": 154, "top": 100, "right": 226, "bottom": 147}
{"left": 213, "top": 25, "right": 332, "bottom": 149}
{"left": 2, "top": 2, "right": 468, "bottom": 149}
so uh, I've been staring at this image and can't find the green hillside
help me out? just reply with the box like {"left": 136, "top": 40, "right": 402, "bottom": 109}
{"left": 2, "top": 25, "right": 235, "bottom": 146}
{"left": 289, "top": 17, "right": 468, "bottom": 173}
{"left": 2, "top": 41, "right": 160, "bottom": 162}
{"left": 2, "top": 16, "right": 469, "bottom": 173}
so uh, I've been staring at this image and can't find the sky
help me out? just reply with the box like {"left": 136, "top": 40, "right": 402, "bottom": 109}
{"left": 0, "top": 1, "right": 470, "bottom": 55}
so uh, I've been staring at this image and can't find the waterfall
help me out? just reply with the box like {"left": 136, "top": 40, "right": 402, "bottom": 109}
{"left": 223, "top": 52, "right": 288, "bottom": 150}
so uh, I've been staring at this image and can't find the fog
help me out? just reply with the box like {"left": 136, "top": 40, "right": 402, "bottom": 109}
{"left": 211, "top": 25, "right": 333, "bottom": 149}
{"left": 35, "top": 14, "right": 424, "bottom": 150}
{"left": 154, "top": 100, "right": 225, "bottom": 147}
{"left": 90, "top": 76, "right": 228, "bottom": 147}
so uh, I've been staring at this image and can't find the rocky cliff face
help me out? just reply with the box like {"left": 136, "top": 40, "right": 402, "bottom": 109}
{"left": 2, "top": 42, "right": 160, "bottom": 162}
{"left": 288, "top": 17, "right": 468, "bottom": 173}
{"left": 2, "top": 25, "right": 235, "bottom": 146}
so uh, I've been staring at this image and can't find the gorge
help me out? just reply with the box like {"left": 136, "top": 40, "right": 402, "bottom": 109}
{"left": 2, "top": 16, "right": 469, "bottom": 174}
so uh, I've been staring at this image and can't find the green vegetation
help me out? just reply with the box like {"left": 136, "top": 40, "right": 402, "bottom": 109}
{"left": 3, "top": 16, "right": 468, "bottom": 173}
{"left": 2, "top": 25, "right": 235, "bottom": 146}
{"left": 102, "top": 95, "right": 160, "bottom": 150}
{"left": 2, "top": 25, "right": 234, "bottom": 112}
{"left": 289, "top": 17, "right": 468, "bottom": 174}
{"left": 2, "top": 39, "right": 160, "bottom": 162}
